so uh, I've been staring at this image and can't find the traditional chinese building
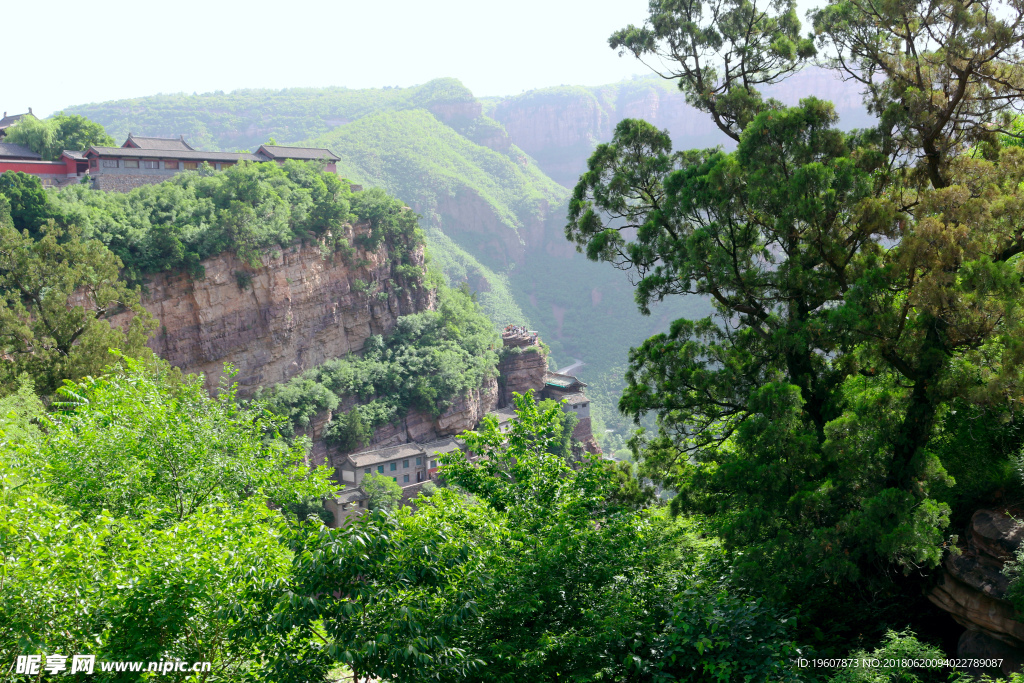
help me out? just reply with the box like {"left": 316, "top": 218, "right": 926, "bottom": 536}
{"left": 84, "top": 135, "right": 340, "bottom": 192}
{"left": 0, "top": 128, "right": 340, "bottom": 191}
{"left": 0, "top": 110, "right": 31, "bottom": 138}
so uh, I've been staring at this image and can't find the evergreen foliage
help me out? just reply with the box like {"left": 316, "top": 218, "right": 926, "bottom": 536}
{"left": 0, "top": 198, "right": 156, "bottom": 396}
{"left": 569, "top": 0, "right": 1024, "bottom": 646}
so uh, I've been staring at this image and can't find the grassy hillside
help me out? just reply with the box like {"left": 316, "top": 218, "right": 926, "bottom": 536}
{"left": 423, "top": 227, "right": 529, "bottom": 331}
{"left": 311, "top": 108, "right": 565, "bottom": 264}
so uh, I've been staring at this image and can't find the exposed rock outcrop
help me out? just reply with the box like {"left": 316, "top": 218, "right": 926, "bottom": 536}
{"left": 492, "top": 67, "right": 870, "bottom": 188}
{"left": 130, "top": 225, "right": 430, "bottom": 395}
{"left": 302, "top": 376, "right": 499, "bottom": 470}
{"left": 928, "top": 509, "right": 1024, "bottom": 674}
{"left": 497, "top": 347, "right": 548, "bottom": 407}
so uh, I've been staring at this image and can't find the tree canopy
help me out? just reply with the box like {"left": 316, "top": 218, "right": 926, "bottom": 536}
{"left": 0, "top": 196, "right": 155, "bottom": 396}
{"left": 279, "top": 392, "right": 801, "bottom": 683}
{"left": 567, "top": 0, "right": 1024, "bottom": 616}
{"left": 4, "top": 112, "right": 115, "bottom": 160}
{"left": 0, "top": 357, "right": 336, "bottom": 681}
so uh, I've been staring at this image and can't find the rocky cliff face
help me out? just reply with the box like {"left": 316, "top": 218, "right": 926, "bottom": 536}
{"left": 928, "top": 509, "right": 1024, "bottom": 674}
{"left": 133, "top": 224, "right": 431, "bottom": 396}
{"left": 492, "top": 67, "right": 870, "bottom": 188}
{"left": 300, "top": 376, "right": 500, "bottom": 470}
{"left": 497, "top": 347, "right": 548, "bottom": 407}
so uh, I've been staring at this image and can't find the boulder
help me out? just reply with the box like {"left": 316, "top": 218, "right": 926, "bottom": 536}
{"left": 928, "top": 509, "right": 1024, "bottom": 670}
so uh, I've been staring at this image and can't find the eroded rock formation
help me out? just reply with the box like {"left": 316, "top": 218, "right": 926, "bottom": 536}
{"left": 301, "top": 376, "right": 500, "bottom": 470}
{"left": 497, "top": 347, "right": 548, "bottom": 408}
{"left": 130, "top": 226, "right": 430, "bottom": 396}
{"left": 928, "top": 509, "right": 1024, "bottom": 674}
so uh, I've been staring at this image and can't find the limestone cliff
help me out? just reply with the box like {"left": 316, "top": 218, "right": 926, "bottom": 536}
{"left": 132, "top": 223, "right": 431, "bottom": 396}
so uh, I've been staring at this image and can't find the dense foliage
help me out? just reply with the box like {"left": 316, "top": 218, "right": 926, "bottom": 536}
{"left": 0, "top": 194, "right": 155, "bottom": 396}
{"left": 279, "top": 393, "right": 802, "bottom": 683}
{"left": 362, "top": 473, "right": 403, "bottom": 512}
{"left": 0, "top": 358, "right": 336, "bottom": 682}
{"left": 44, "top": 160, "right": 420, "bottom": 281}
{"left": 568, "top": 0, "right": 1024, "bottom": 644}
{"left": 261, "top": 282, "right": 499, "bottom": 443}
{"left": 3, "top": 112, "right": 115, "bottom": 160}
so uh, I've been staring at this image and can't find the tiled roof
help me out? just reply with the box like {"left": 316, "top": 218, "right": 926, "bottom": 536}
{"left": 62, "top": 150, "right": 86, "bottom": 160}
{"left": 0, "top": 112, "right": 29, "bottom": 130}
{"left": 421, "top": 437, "right": 465, "bottom": 458}
{"left": 545, "top": 372, "right": 587, "bottom": 389}
{"left": 258, "top": 144, "right": 340, "bottom": 161}
{"left": 124, "top": 134, "right": 195, "bottom": 151}
{"left": 336, "top": 487, "right": 368, "bottom": 504}
{"left": 347, "top": 443, "right": 425, "bottom": 468}
{"left": 0, "top": 142, "right": 41, "bottom": 160}
{"left": 484, "top": 406, "right": 519, "bottom": 428}
{"left": 86, "top": 146, "right": 264, "bottom": 162}
{"left": 561, "top": 392, "right": 589, "bottom": 405}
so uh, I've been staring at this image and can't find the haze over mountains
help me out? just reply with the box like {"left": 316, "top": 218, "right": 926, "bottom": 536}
{"left": 64, "top": 67, "right": 869, "bottom": 436}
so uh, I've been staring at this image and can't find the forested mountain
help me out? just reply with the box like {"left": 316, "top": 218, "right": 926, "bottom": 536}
{"left": 61, "top": 69, "right": 860, "bottom": 436}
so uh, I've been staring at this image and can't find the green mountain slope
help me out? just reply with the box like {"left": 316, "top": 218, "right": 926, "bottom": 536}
{"left": 308, "top": 108, "right": 566, "bottom": 269}
{"left": 63, "top": 79, "right": 478, "bottom": 152}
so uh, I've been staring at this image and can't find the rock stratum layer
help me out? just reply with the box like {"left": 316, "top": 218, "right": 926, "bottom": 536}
{"left": 928, "top": 509, "right": 1024, "bottom": 674}
{"left": 131, "top": 225, "right": 430, "bottom": 395}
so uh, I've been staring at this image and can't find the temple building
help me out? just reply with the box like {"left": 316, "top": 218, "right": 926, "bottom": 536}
{"left": 0, "top": 110, "right": 31, "bottom": 138}
{"left": 0, "top": 129, "right": 340, "bottom": 191}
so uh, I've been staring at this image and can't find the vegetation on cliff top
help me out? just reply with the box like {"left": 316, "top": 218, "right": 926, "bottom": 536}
{"left": 0, "top": 163, "right": 425, "bottom": 397}
{"left": 42, "top": 161, "right": 422, "bottom": 281}
{"left": 260, "top": 281, "right": 499, "bottom": 445}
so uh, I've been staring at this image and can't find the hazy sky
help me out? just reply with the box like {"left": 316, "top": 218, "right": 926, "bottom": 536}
{"left": 6, "top": 0, "right": 822, "bottom": 118}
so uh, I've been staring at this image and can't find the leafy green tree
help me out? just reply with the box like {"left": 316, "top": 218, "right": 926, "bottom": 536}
{"left": 827, "top": 630, "right": 947, "bottom": 683}
{"left": 1, "top": 359, "right": 337, "bottom": 682}
{"left": 0, "top": 171, "right": 63, "bottom": 239}
{"left": 537, "top": 395, "right": 578, "bottom": 460}
{"left": 283, "top": 392, "right": 801, "bottom": 683}
{"left": 3, "top": 112, "right": 115, "bottom": 160}
{"left": 0, "top": 200, "right": 156, "bottom": 396}
{"left": 41, "top": 357, "right": 333, "bottom": 522}
{"left": 609, "top": 0, "right": 815, "bottom": 141}
{"left": 437, "top": 393, "right": 801, "bottom": 683}
{"left": 362, "top": 472, "right": 402, "bottom": 512}
{"left": 0, "top": 374, "right": 43, "bottom": 445}
{"left": 326, "top": 406, "right": 372, "bottom": 452}
{"left": 567, "top": 0, "right": 1024, "bottom": 607}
